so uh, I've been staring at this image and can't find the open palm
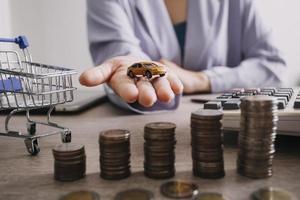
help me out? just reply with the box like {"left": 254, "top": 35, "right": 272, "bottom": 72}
{"left": 79, "top": 56, "right": 183, "bottom": 107}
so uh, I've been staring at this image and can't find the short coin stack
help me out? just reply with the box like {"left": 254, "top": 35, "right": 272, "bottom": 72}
{"left": 238, "top": 96, "right": 278, "bottom": 179}
{"left": 52, "top": 143, "right": 86, "bottom": 181}
{"left": 190, "top": 109, "right": 225, "bottom": 179}
{"left": 144, "top": 122, "right": 176, "bottom": 179}
{"left": 99, "top": 129, "right": 131, "bottom": 180}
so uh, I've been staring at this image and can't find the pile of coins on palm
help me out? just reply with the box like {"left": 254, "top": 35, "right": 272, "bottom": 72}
{"left": 144, "top": 122, "right": 176, "bottom": 179}
{"left": 238, "top": 96, "right": 278, "bottom": 179}
{"left": 99, "top": 129, "right": 131, "bottom": 180}
{"left": 190, "top": 109, "right": 225, "bottom": 179}
{"left": 52, "top": 143, "right": 86, "bottom": 181}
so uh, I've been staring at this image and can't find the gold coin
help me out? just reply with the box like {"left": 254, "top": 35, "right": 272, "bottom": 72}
{"left": 160, "top": 180, "right": 199, "bottom": 198}
{"left": 114, "top": 188, "right": 154, "bottom": 200}
{"left": 194, "top": 192, "right": 227, "bottom": 200}
{"left": 60, "top": 191, "right": 100, "bottom": 200}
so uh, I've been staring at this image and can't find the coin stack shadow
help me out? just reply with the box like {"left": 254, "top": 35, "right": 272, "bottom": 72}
{"left": 144, "top": 122, "right": 176, "bottom": 179}
{"left": 190, "top": 109, "right": 225, "bottom": 179}
{"left": 238, "top": 96, "right": 278, "bottom": 179}
{"left": 99, "top": 129, "right": 131, "bottom": 180}
{"left": 52, "top": 143, "right": 86, "bottom": 181}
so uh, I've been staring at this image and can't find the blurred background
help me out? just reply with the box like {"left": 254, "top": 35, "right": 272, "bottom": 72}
{"left": 1, "top": 0, "right": 300, "bottom": 88}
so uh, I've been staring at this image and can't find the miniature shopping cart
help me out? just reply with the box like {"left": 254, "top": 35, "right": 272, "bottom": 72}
{"left": 0, "top": 36, "right": 77, "bottom": 155}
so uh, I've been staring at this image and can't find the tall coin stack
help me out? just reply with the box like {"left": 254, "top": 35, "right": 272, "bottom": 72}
{"left": 190, "top": 109, "right": 225, "bottom": 179}
{"left": 99, "top": 129, "right": 131, "bottom": 180}
{"left": 238, "top": 96, "right": 278, "bottom": 179}
{"left": 144, "top": 122, "right": 176, "bottom": 179}
{"left": 52, "top": 143, "right": 86, "bottom": 181}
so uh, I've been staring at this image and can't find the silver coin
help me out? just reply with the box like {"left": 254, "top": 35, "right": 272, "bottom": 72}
{"left": 191, "top": 109, "right": 223, "bottom": 120}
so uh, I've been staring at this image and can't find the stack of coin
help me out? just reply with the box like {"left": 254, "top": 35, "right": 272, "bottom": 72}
{"left": 238, "top": 96, "right": 278, "bottom": 179}
{"left": 144, "top": 122, "right": 176, "bottom": 179}
{"left": 52, "top": 143, "right": 86, "bottom": 181}
{"left": 99, "top": 129, "right": 131, "bottom": 180}
{"left": 190, "top": 109, "right": 225, "bottom": 179}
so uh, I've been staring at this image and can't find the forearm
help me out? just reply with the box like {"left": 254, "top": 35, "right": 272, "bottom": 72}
{"left": 182, "top": 71, "right": 211, "bottom": 94}
{"left": 203, "top": 57, "right": 287, "bottom": 93}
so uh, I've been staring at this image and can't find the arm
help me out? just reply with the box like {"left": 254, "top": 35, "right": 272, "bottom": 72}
{"left": 84, "top": 0, "right": 182, "bottom": 112}
{"left": 203, "top": 0, "right": 287, "bottom": 92}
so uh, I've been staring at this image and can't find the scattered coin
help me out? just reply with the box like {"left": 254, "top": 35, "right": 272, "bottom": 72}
{"left": 53, "top": 143, "right": 86, "bottom": 182}
{"left": 60, "top": 191, "right": 100, "bottom": 200}
{"left": 191, "top": 109, "right": 225, "bottom": 179}
{"left": 238, "top": 96, "right": 278, "bottom": 179}
{"left": 193, "top": 192, "right": 227, "bottom": 200}
{"left": 251, "top": 187, "right": 297, "bottom": 200}
{"left": 114, "top": 188, "right": 154, "bottom": 200}
{"left": 144, "top": 122, "right": 176, "bottom": 179}
{"left": 160, "top": 180, "right": 199, "bottom": 198}
{"left": 99, "top": 129, "right": 131, "bottom": 180}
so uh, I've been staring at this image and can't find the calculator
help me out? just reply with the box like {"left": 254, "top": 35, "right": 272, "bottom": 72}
{"left": 201, "top": 87, "right": 300, "bottom": 136}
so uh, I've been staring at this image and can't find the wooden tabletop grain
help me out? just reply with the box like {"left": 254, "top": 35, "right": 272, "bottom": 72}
{"left": 0, "top": 96, "right": 299, "bottom": 200}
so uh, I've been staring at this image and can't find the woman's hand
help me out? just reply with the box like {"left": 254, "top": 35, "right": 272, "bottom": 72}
{"left": 160, "top": 59, "right": 211, "bottom": 93}
{"left": 79, "top": 56, "right": 183, "bottom": 107}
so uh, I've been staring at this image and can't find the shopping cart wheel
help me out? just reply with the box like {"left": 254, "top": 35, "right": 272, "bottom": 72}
{"left": 61, "top": 130, "right": 71, "bottom": 143}
{"left": 27, "top": 122, "right": 36, "bottom": 135}
{"left": 24, "top": 138, "right": 40, "bottom": 156}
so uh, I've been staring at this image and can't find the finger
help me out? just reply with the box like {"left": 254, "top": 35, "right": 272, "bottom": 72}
{"left": 136, "top": 80, "right": 157, "bottom": 107}
{"left": 167, "top": 73, "right": 184, "bottom": 94}
{"left": 79, "top": 59, "right": 116, "bottom": 87}
{"left": 152, "top": 77, "right": 175, "bottom": 103}
{"left": 109, "top": 68, "right": 139, "bottom": 103}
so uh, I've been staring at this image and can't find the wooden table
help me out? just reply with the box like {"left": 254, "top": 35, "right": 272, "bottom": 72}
{"left": 0, "top": 96, "right": 299, "bottom": 200}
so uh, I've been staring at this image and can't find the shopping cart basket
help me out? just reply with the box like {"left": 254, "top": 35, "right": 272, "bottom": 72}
{"left": 0, "top": 36, "right": 77, "bottom": 155}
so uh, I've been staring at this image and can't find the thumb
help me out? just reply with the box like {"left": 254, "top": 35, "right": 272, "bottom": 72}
{"left": 79, "top": 59, "right": 117, "bottom": 87}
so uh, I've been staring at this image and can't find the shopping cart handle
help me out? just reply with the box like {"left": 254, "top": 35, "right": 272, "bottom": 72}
{"left": 0, "top": 36, "right": 29, "bottom": 49}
